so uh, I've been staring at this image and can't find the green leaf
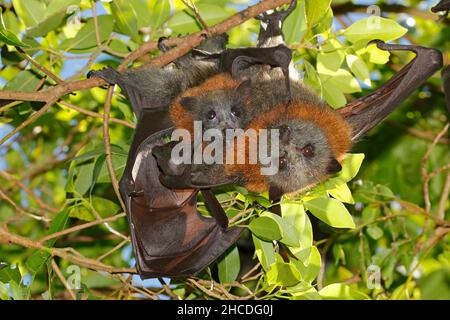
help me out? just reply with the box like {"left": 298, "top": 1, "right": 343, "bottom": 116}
{"left": 217, "top": 246, "right": 240, "bottom": 284}
{"left": 319, "top": 283, "right": 370, "bottom": 300}
{"left": 111, "top": 0, "right": 139, "bottom": 41}
{"left": 248, "top": 215, "right": 282, "bottom": 241}
{"left": 303, "top": 59, "right": 322, "bottom": 94}
{"left": 321, "top": 77, "right": 346, "bottom": 108}
{"left": 12, "top": 0, "right": 46, "bottom": 27}
{"left": 168, "top": 4, "right": 232, "bottom": 34}
{"left": 305, "top": 197, "right": 355, "bottom": 228}
{"left": 326, "top": 153, "right": 365, "bottom": 186}
{"left": 366, "top": 43, "right": 390, "bottom": 64}
{"left": 74, "top": 162, "right": 94, "bottom": 196}
{"left": 343, "top": 17, "right": 407, "bottom": 44}
{"left": 319, "top": 69, "right": 361, "bottom": 94}
{"left": 362, "top": 205, "right": 381, "bottom": 222}
{"left": 292, "top": 246, "right": 321, "bottom": 283}
{"left": 90, "top": 154, "right": 106, "bottom": 195}
{"left": 4, "top": 70, "right": 41, "bottom": 92}
{"left": 148, "top": 0, "right": 171, "bottom": 30}
{"left": 91, "top": 196, "right": 120, "bottom": 218}
{"left": 346, "top": 54, "right": 371, "bottom": 86}
{"left": 367, "top": 224, "right": 384, "bottom": 240}
{"left": 266, "top": 261, "right": 302, "bottom": 287}
{"left": 26, "top": 208, "right": 70, "bottom": 275}
{"left": 27, "top": 0, "right": 81, "bottom": 37}
{"left": 283, "top": 0, "right": 307, "bottom": 44}
{"left": 305, "top": 0, "right": 331, "bottom": 29}
{"left": 0, "top": 282, "right": 10, "bottom": 300}
{"left": 317, "top": 51, "right": 344, "bottom": 74}
{"left": 0, "top": 265, "right": 21, "bottom": 284}
{"left": 0, "top": 8, "right": 28, "bottom": 47}
{"left": 312, "top": 7, "right": 333, "bottom": 34}
{"left": 8, "top": 280, "right": 26, "bottom": 300}
{"left": 253, "top": 235, "right": 275, "bottom": 271}
{"left": 59, "top": 15, "right": 114, "bottom": 52}
{"left": 328, "top": 183, "right": 354, "bottom": 204}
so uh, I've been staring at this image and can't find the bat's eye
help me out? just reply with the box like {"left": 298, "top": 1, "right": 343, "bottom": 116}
{"left": 207, "top": 110, "right": 216, "bottom": 120}
{"left": 279, "top": 153, "right": 288, "bottom": 170}
{"left": 301, "top": 143, "right": 314, "bottom": 157}
{"left": 231, "top": 107, "right": 241, "bottom": 118}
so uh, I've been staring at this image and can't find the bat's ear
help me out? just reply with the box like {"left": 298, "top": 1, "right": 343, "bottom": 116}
{"left": 327, "top": 158, "right": 342, "bottom": 174}
{"left": 234, "top": 79, "right": 252, "bottom": 101}
{"left": 179, "top": 96, "right": 198, "bottom": 111}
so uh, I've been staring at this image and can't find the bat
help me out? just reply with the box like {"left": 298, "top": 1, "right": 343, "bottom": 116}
{"left": 87, "top": 1, "right": 300, "bottom": 278}
{"left": 155, "top": 41, "right": 443, "bottom": 202}
{"left": 431, "top": 0, "right": 450, "bottom": 13}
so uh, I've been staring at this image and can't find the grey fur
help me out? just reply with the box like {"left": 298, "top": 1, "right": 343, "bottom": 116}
{"left": 180, "top": 82, "right": 251, "bottom": 133}
{"left": 263, "top": 118, "right": 338, "bottom": 194}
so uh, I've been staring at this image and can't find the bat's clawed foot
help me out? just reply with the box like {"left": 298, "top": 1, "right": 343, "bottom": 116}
{"left": 86, "top": 67, "right": 122, "bottom": 85}
{"left": 367, "top": 40, "right": 443, "bottom": 68}
{"left": 157, "top": 37, "right": 171, "bottom": 53}
{"left": 256, "top": 0, "right": 297, "bottom": 22}
{"left": 431, "top": 0, "right": 450, "bottom": 13}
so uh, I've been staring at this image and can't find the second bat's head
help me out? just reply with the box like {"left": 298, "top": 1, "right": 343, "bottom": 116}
{"left": 229, "top": 103, "right": 352, "bottom": 196}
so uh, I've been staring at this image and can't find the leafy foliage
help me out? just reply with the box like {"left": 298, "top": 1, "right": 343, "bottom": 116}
{"left": 0, "top": 0, "right": 449, "bottom": 300}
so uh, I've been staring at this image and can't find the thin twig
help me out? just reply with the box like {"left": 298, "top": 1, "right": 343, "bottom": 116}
{"left": 58, "top": 100, "right": 135, "bottom": 128}
{"left": 437, "top": 173, "right": 450, "bottom": 221}
{"left": 51, "top": 259, "right": 77, "bottom": 300}
{"left": 39, "top": 213, "right": 126, "bottom": 243}
{"left": 103, "top": 86, "right": 126, "bottom": 211}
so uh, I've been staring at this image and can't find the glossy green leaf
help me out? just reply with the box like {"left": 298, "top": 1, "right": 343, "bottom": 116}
{"left": 218, "top": 246, "right": 240, "bottom": 284}
{"left": 346, "top": 54, "right": 371, "bottom": 86}
{"left": 0, "top": 265, "right": 21, "bottom": 284}
{"left": 328, "top": 183, "right": 354, "bottom": 204}
{"left": 321, "top": 77, "right": 347, "bottom": 108}
{"left": 305, "top": 197, "right": 355, "bottom": 228}
{"left": 26, "top": 208, "right": 70, "bottom": 274}
{"left": 343, "top": 17, "right": 407, "bottom": 44}
{"left": 266, "top": 261, "right": 302, "bottom": 287}
{"left": 319, "top": 283, "right": 370, "bottom": 300}
{"left": 12, "top": 0, "right": 46, "bottom": 27}
{"left": 148, "top": 0, "right": 171, "bottom": 30}
{"left": 248, "top": 215, "right": 282, "bottom": 241}
{"left": 111, "top": 0, "right": 139, "bottom": 41}
{"left": 168, "top": 4, "right": 232, "bottom": 34}
{"left": 326, "top": 153, "right": 365, "bottom": 186}
{"left": 253, "top": 235, "right": 275, "bottom": 271}
{"left": 0, "top": 8, "right": 28, "bottom": 47}
{"left": 59, "top": 15, "right": 114, "bottom": 51}
{"left": 306, "top": 0, "right": 331, "bottom": 29}
{"left": 292, "top": 246, "right": 321, "bottom": 283}
{"left": 317, "top": 51, "right": 344, "bottom": 74}
{"left": 319, "top": 69, "right": 361, "bottom": 94}
{"left": 367, "top": 224, "right": 384, "bottom": 240}
{"left": 283, "top": 0, "right": 307, "bottom": 44}
{"left": 27, "top": 0, "right": 81, "bottom": 37}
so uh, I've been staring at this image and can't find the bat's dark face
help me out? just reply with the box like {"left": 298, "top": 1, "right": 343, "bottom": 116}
{"left": 264, "top": 119, "right": 342, "bottom": 194}
{"left": 179, "top": 81, "right": 251, "bottom": 135}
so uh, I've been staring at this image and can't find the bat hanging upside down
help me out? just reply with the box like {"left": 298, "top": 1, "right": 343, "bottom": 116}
{"left": 88, "top": 0, "right": 443, "bottom": 278}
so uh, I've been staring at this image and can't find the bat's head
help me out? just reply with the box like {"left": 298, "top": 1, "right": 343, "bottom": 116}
{"left": 236, "top": 103, "right": 352, "bottom": 196}
{"left": 265, "top": 119, "right": 343, "bottom": 194}
{"left": 178, "top": 80, "right": 252, "bottom": 135}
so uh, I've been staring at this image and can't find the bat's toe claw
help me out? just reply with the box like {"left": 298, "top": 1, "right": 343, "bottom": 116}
{"left": 158, "top": 37, "right": 170, "bottom": 52}
{"left": 86, "top": 70, "right": 96, "bottom": 78}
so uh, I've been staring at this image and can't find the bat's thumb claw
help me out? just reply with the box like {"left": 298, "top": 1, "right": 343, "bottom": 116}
{"left": 86, "top": 70, "right": 96, "bottom": 79}
{"left": 367, "top": 39, "right": 385, "bottom": 47}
